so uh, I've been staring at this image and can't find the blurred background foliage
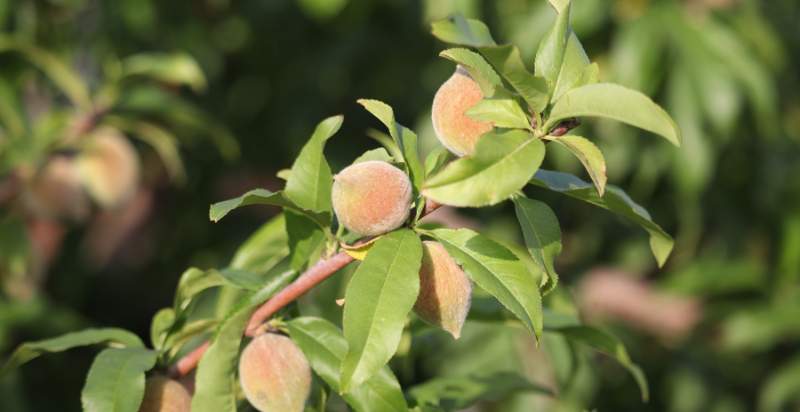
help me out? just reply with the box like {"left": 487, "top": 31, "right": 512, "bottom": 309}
{"left": 1, "top": 0, "right": 799, "bottom": 411}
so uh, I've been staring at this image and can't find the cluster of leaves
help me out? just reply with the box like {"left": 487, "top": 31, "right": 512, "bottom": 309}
{"left": 1, "top": 1, "right": 682, "bottom": 411}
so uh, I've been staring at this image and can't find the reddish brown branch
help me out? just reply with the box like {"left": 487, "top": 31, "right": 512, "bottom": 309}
{"left": 170, "top": 201, "right": 444, "bottom": 378}
{"left": 245, "top": 252, "right": 354, "bottom": 336}
{"left": 549, "top": 118, "right": 581, "bottom": 137}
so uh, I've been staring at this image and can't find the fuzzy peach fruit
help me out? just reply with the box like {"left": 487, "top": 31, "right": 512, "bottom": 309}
{"left": 331, "top": 160, "right": 412, "bottom": 236}
{"left": 431, "top": 66, "right": 494, "bottom": 156}
{"left": 238, "top": 333, "right": 311, "bottom": 412}
{"left": 414, "top": 241, "right": 472, "bottom": 339}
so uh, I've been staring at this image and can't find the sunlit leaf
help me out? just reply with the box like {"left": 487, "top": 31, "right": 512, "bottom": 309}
{"left": 513, "top": 196, "right": 561, "bottom": 294}
{"left": 545, "top": 83, "right": 681, "bottom": 146}
{"left": 340, "top": 229, "right": 423, "bottom": 392}
{"left": 552, "top": 135, "right": 607, "bottom": 195}
{"left": 81, "top": 348, "right": 157, "bottom": 412}
{"left": 431, "top": 15, "right": 496, "bottom": 48}
{"left": 424, "top": 130, "right": 544, "bottom": 207}
{"left": 530, "top": 169, "right": 673, "bottom": 266}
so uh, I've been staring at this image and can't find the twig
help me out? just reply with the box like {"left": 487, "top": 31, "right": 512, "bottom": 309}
{"left": 169, "top": 201, "right": 444, "bottom": 378}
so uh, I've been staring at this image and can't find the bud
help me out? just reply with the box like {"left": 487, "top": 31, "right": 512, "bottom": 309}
{"left": 78, "top": 127, "right": 140, "bottom": 208}
{"left": 238, "top": 333, "right": 311, "bottom": 412}
{"left": 414, "top": 241, "right": 472, "bottom": 339}
{"left": 138, "top": 375, "right": 191, "bottom": 412}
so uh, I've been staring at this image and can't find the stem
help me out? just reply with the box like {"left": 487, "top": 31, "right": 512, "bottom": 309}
{"left": 170, "top": 201, "right": 444, "bottom": 377}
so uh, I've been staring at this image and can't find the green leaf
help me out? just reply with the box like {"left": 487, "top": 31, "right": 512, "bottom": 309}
{"left": 427, "top": 228, "right": 543, "bottom": 339}
{"left": 150, "top": 308, "right": 176, "bottom": 350}
{"left": 287, "top": 317, "right": 408, "bottom": 412}
{"left": 552, "top": 135, "right": 607, "bottom": 195}
{"left": 352, "top": 148, "right": 394, "bottom": 165}
{"left": 545, "top": 83, "right": 681, "bottom": 146}
{"left": 357, "top": 99, "right": 423, "bottom": 193}
{"left": 479, "top": 45, "right": 549, "bottom": 113}
{"left": 208, "top": 188, "right": 327, "bottom": 227}
{"left": 552, "top": 326, "right": 648, "bottom": 401}
{"left": 229, "top": 214, "right": 290, "bottom": 273}
{"left": 366, "top": 129, "right": 405, "bottom": 165}
{"left": 284, "top": 115, "right": 343, "bottom": 218}
{"left": 513, "top": 197, "right": 561, "bottom": 294}
{"left": 173, "top": 268, "right": 226, "bottom": 313}
{"left": 285, "top": 210, "right": 325, "bottom": 271}
{"left": 552, "top": 34, "right": 597, "bottom": 101}
{"left": 0, "top": 35, "right": 91, "bottom": 108}
{"left": 466, "top": 99, "right": 531, "bottom": 130}
{"left": 191, "top": 302, "right": 252, "bottom": 412}
{"left": 759, "top": 355, "right": 800, "bottom": 412}
{"left": 430, "top": 15, "right": 496, "bottom": 48}
{"left": 530, "top": 169, "right": 674, "bottom": 266}
{"left": 424, "top": 147, "right": 452, "bottom": 177}
{"left": 340, "top": 229, "right": 423, "bottom": 392}
{"left": 1, "top": 328, "right": 143, "bottom": 376}
{"left": 535, "top": 0, "right": 571, "bottom": 92}
{"left": 438, "top": 48, "right": 502, "bottom": 96}
{"left": 81, "top": 348, "right": 158, "bottom": 412}
{"left": 423, "top": 130, "right": 545, "bottom": 207}
{"left": 409, "top": 372, "right": 552, "bottom": 409}
{"left": 120, "top": 52, "right": 207, "bottom": 92}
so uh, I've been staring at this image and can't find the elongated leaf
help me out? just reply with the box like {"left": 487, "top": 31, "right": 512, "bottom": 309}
{"left": 284, "top": 115, "right": 342, "bottom": 218}
{"left": 208, "top": 188, "right": 326, "bottom": 227}
{"left": 81, "top": 348, "right": 158, "bottom": 412}
{"left": 357, "top": 99, "right": 423, "bottom": 192}
{"left": 479, "top": 45, "right": 549, "bottom": 113}
{"left": 1, "top": 328, "right": 143, "bottom": 376}
{"left": 111, "top": 118, "right": 186, "bottom": 182}
{"left": 229, "top": 214, "right": 289, "bottom": 273}
{"left": 150, "top": 308, "right": 176, "bottom": 350}
{"left": 427, "top": 228, "right": 542, "bottom": 339}
{"left": 466, "top": 99, "right": 531, "bottom": 130}
{"left": 759, "top": 355, "right": 800, "bottom": 412}
{"left": 340, "top": 229, "right": 423, "bottom": 392}
{"left": 535, "top": 0, "right": 571, "bottom": 91}
{"left": 0, "top": 35, "right": 90, "bottom": 108}
{"left": 120, "top": 52, "right": 206, "bottom": 92}
{"left": 352, "top": 148, "right": 394, "bottom": 165}
{"left": 430, "top": 15, "right": 496, "bottom": 48}
{"left": 530, "top": 169, "right": 673, "bottom": 266}
{"left": 287, "top": 317, "right": 408, "bottom": 412}
{"left": 553, "top": 135, "right": 607, "bottom": 195}
{"left": 545, "top": 83, "right": 681, "bottom": 146}
{"left": 409, "top": 372, "right": 551, "bottom": 409}
{"left": 439, "top": 48, "right": 502, "bottom": 96}
{"left": 285, "top": 210, "right": 325, "bottom": 271}
{"left": 174, "top": 267, "right": 226, "bottom": 313}
{"left": 552, "top": 33, "right": 596, "bottom": 102}
{"left": 553, "top": 326, "right": 648, "bottom": 401}
{"left": 423, "top": 130, "right": 545, "bottom": 207}
{"left": 191, "top": 301, "right": 253, "bottom": 412}
{"left": 513, "top": 197, "right": 561, "bottom": 294}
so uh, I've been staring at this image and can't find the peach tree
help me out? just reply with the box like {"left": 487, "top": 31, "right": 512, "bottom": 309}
{"left": 0, "top": 1, "right": 681, "bottom": 411}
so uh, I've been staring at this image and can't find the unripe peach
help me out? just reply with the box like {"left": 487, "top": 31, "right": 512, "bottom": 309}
{"left": 238, "top": 333, "right": 311, "bottom": 412}
{"left": 431, "top": 66, "right": 494, "bottom": 156}
{"left": 138, "top": 376, "right": 191, "bottom": 412}
{"left": 331, "top": 160, "right": 412, "bottom": 236}
{"left": 414, "top": 241, "right": 472, "bottom": 339}
{"left": 78, "top": 127, "right": 140, "bottom": 208}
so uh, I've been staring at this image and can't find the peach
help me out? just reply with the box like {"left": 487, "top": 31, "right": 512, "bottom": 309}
{"left": 331, "top": 160, "right": 412, "bottom": 236}
{"left": 238, "top": 333, "right": 311, "bottom": 412}
{"left": 24, "top": 156, "right": 89, "bottom": 221}
{"left": 431, "top": 66, "right": 494, "bottom": 156}
{"left": 138, "top": 376, "right": 191, "bottom": 412}
{"left": 77, "top": 127, "right": 140, "bottom": 208}
{"left": 414, "top": 241, "right": 472, "bottom": 339}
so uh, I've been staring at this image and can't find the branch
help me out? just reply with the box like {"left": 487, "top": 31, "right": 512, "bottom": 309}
{"left": 548, "top": 118, "right": 581, "bottom": 137}
{"left": 169, "top": 201, "right": 444, "bottom": 378}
